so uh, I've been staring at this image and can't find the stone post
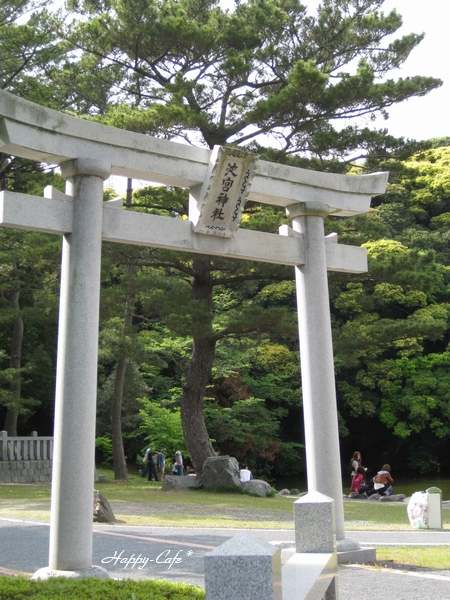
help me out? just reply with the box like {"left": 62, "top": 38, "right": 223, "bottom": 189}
{"left": 34, "top": 158, "right": 110, "bottom": 579}
{"left": 283, "top": 491, "right": 337, "bottom": 600}
{"left": 287, "top": 202, "right": 345, "bottom": 542}
{"left": 204, "top": 533, "right": 281, "bottom": 600}
{"left": 294, "top": 490, "right": 336, "bottom": 553}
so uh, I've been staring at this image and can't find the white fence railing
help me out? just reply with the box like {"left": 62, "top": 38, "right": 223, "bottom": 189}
{"left": 0, "top": 430, "right": 53, "bottom": 461}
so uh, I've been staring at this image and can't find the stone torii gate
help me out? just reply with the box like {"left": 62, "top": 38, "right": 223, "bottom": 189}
{"left": 0, "top": 90, "right": 387, "bottom": 577}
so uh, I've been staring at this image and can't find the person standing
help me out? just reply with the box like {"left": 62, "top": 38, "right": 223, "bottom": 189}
{"left": 141, "top": 447, "right": 151, "bottom": 478}
{"left": 350, "top": 451, "right": 367, "bottom": 487}
{"left": 156, "top": 450, "right": 165, "bottom": 480}
{"left": 148, "top": 452, "right": 159, "bottom": 481}
{"left": 173, "top": 451, "right": 184, "bottom": 476}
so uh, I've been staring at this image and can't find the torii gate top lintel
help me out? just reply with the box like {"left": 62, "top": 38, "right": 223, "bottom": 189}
{"left": 0, "top": 89, "right": 388, "bottom": 217}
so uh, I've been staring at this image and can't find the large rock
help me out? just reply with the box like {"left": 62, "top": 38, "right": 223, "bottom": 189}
{"left": 162, "top": 475, "right": 203, "bottom": 491}
{"left": 241, "top": 479, "right": 272, "bottom": 497}
{"left": 93, "top": 489, "right": 115, "bottom": 523}
{"left": 201, "top": 456, "right": 240, "bottom": 490}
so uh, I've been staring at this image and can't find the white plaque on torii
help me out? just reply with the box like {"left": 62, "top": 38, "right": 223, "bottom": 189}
{"left": 191, "top": 145, "right": 259, "bottom": 237}
{"left": 0, "top": 89, "right": 387, "bottom": 576}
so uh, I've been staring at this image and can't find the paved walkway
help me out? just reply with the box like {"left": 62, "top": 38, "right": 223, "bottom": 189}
{"left": 1, "top": 516, "right": 449, "bottom": 598}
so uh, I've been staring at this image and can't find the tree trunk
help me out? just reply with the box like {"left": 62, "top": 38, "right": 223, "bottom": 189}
{"left": 181, "top": 256, "right": 216, "bottom": 472}
{"left": 110, "top": 180, "right": 134, "bottom": 481}
{"left": 181, "top": 338, "right": 217, "bottom": 472}
{"left": 3, "top": 287, "right": 23, "bottom": 436}
{"left": 111, "top": 353, "right": 129, "bottom": 480}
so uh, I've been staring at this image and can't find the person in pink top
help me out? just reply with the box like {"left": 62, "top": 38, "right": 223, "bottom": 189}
{"left": 350, "top": 466, "right": 368, "bottom": 496}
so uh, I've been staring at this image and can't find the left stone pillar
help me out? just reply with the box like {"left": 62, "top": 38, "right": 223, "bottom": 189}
{"left": 33, "top": 158, "right": 110, "bottom": 579}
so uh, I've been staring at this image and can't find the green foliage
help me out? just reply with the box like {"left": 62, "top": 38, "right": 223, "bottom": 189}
{"left": 0, "top": 1, "right": 64, "bottom": 104}
{"left": 270, "top": 441, "right": 305, "bottom": 477}
{"left": 203, "top": 395, "right": 283, "bottom": 470}
{"left": 380, "top": 353, "right": 450, "bottom": 449}
{"left": 95, "top": 435, "right": 113, "bottom": 464}
{"left": 138, "top": 396, "right": 186, "bottom": 458}
{"left": 0, "top": 190, "right": 61, "bottom": 433}
{"left": 330, "top": 147, "right": 450, "bottom": 473}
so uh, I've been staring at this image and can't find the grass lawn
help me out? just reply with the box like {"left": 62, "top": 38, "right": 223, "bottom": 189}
{"left": 0, "top": 577, "right": 205, "bottom": 599}
{"left": 1, "top": 468, "right": 450, "bottom": 530}
{"left": 376, "top": 546, "right": 450, "bottom": 570}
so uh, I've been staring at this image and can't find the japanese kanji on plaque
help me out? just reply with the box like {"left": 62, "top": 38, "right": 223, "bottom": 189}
{"left": 192, "top": 146, "right": 259, "bottom": 237}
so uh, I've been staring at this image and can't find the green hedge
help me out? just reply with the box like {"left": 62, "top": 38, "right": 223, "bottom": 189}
{"left": 0, "top": 576, "right": 205, "bottom": 599}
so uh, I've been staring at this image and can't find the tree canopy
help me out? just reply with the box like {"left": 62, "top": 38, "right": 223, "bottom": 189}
{"left": 57, "top": 0, "right": 441, "bottom": 162}
{"left": 1, "top": 0, "right": 449, "bottom": 477}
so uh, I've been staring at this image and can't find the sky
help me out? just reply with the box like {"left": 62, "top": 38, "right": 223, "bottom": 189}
{"left": 372, "top": 0, "right": 448, "bottom": 141}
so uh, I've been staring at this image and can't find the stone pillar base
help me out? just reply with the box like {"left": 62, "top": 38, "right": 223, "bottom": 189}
{"left": 336, "top": 538, "right": 376, "bottom": 564}
{"left": 32, "top": 565, "right": 109, "bottom": 579}
{"left": 279, "top": 538, "right": 377, "bottom": 565}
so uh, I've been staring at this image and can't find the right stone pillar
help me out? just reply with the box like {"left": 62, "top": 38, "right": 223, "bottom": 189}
{"left": 287, "top": 201, "right": 345, "bottom": 542}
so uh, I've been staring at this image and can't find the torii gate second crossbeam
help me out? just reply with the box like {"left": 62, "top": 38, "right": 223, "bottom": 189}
{"left": 0, "top": 89, "right": 388, "bottom": 576}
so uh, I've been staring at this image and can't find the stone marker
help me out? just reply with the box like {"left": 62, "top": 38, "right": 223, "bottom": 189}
{"left": 294, "top": 490, "right": 335, "bottom": 554}
{"left": 204, "top": 532, "right": 281, "bottom": 600}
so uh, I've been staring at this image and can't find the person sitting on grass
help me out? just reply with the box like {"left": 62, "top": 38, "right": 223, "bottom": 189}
{"left": 367, "top": 464, "right": 394, "bottom": 496}
{"left": 238, "top": 464, "right": 253, "bottom": 482}
{"left": 349, "top": 465, "right": 369, "bottom": 497}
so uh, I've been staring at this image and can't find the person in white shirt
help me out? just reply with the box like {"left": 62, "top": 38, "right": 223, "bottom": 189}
{"left": 238, "top": 464, "right": 253, "bottom": 482}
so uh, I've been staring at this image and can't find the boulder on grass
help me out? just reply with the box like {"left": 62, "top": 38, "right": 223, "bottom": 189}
{"left": 93, "top": 489, "right": 115, "bottom": 523}
{"left": 241, "top": 479, "right": 272, "bottom": 497}
{"left": 162, "top": 475, "right": 203, "bottom": 491}
{"left": 201, "top": 456, "right": 240, "bottom": 490}
{"left": 276, "top": 488, "right": 291, "bottom": 496}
